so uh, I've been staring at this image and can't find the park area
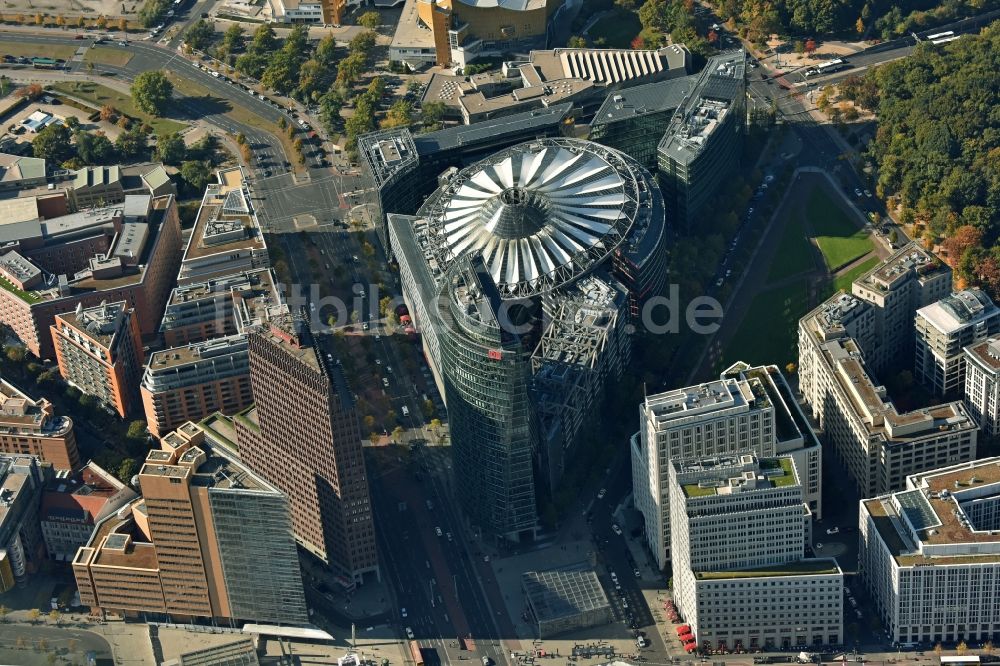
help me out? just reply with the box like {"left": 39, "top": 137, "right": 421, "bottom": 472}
{"left": 722, "top": 175, "right": 878, "bottom": 369}
{"left": 50, "top": 80, "right": 185, "bottom": 135}
{"left": 587, "top": 9, "right": 642, "bottom": 48}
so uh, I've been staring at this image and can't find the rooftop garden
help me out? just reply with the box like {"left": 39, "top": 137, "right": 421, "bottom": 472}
{"left": 0, "top": 275, "right": 42, "bottom": 304}
{"left": 683, "top": 483, "right": 719, "bottom": 498}
{"left": 771, "top": 457, "right": 797, "bottom": 487}
{"left": 695, "top": 559, "right": 838, "bottom": 580}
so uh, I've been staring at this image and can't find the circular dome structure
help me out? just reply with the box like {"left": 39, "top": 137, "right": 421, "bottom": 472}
{"left": 421, "top": 138, "right": 646, "bottom": 298}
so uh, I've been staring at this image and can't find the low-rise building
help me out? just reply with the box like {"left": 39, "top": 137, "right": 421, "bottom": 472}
{"left": 670, "top": 454, "right": 842, "bottom": 651}
{"left": 270, "top": 0, "right": 324, "bottom": 21}
{"left": 915, "top": 289, "right": 1000, "bottom": 397}
{"left": 39, "top": 461, "right": 137, "bottom": 561}
{"left": 0, "top": 377, "right": 78, "bottom": 471}
{"left": 964, "top": 336, "right": 1000, "bottom": 438}
{"left": 72, "top": 422, "right": 308, "bottom": 625}
{"left": 51, "top": 301, "right": 145, "bottom": 418}
{"left": 67, "top": 166, "right": 124, "bottom": 211}
{"left": 0, "top": 455, "right": 48, "bottom": 593}
{"left": 632, "top": 362, "right": 822, "bottom": 568}
{"left": 522, "top": 569, "right": 613, "bottom": 638}
{"left": 140, "top": 334, "right": 253, "bottom": 439}
{"left": 859, "top": 458, "right": 1000, "bottom": 645}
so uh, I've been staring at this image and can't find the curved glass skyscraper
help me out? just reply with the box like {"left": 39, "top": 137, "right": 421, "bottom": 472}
{"left": 435, "top": 256, "right": 540, "bottom": 542}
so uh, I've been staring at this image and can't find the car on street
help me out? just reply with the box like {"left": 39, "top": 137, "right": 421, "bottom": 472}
{"left": 815, "top": 542, "right": 824, "bottom": 549}
{"left": 405, "top": 627, "right": 415, "bottom": 639}
{"left": 483, "top": 555, "right": 490, "bottom": 563}
{"left": 382, "top": 378, "right": 389, "bottom": 388}
{"left": 435, "top": 527, "right": 442, "bottom": 537}
{"left": 826, "top": 526, "right": 840, "bottom": 535}
{"left": 854, "top": 188, "right": 864, "bottom": 197}
{"left": 612, "top": 523, "right": 623, "bottom": 536}
{"left": 375, "top": 358, "right": 381, "bottom": 365}
{"left": 864, "top": 189, "right": 873, "bottom": 198}
{"left": 597, "top": 488, "right": 606, "bottom": 499}
{"left": 401, "top": 608, "right": 407, "bottom": 618}
{"left": 362, "top": 322, "right": 370, "bottom": 331}
{"left": 715, "top": 277, "right": 724, "bottom": 287}
{"left": 446, "top": 532, "right": 452, "bottom": 542}
{"left": 633, "top": 568, "right": 641, "bottom": 578}
{"left": 610, "top": 571, "right": 618, "bottom": 583}
{"left": 765, "top": 174, "right": 775, "bottom": 184}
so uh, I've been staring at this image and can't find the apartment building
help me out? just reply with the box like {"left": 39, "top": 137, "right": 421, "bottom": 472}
{"left": 176, "top": 168, "right": 269, "bottom": 286}
{"left": 799, "top": 293, "right": 978, "bottom": 497}
{"left": 140, "top": 334, "right": 254, "bottom": 439}
{"left": 0, "top": 378, "right": 79, "bottom": 471}
{"left": 40, "top": 461, "right": 136, "bottom": 561}
{"left": 72, "top": 422, "right": 308, "bottom": 625}
{"left": 632, "top": 362, "right": 822, "bottom": 568}
{"left": 849, "top": 243, "right": 952, "bottom": 375}
{"left": 0, "top": 194, "right": 182, "bottom": 359}
{"left": 159, "top": 269, "right": 278, "bottom": 347}
{"left": 964, "top": 336, "right": 1000, "bottom": 438}
{"left": 0, "top": 455, "right": 48, "bottom": 593}
{"left": 238, "top": 306, "right": 378, "bottom": 583}
{"left": 51, "top": 301, "right": 145, "bottom": 418}
{"left": 859, "top": 458, "right": 1000, "bottom": 645}
{"left": 670, "top": 454, "right": 843, "bottom": 651}
{"left": 915, "top": 289, "right": 1000, "bottom": 397}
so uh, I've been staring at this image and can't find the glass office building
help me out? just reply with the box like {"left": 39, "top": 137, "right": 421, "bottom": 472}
{"left": 436, "top": 256, "right": 540, "bottom": 542}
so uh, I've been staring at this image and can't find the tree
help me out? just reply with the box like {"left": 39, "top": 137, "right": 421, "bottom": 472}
{"left": 941, "top": 225, "right": 983, "bottom": 266}
{"left": 32, "top": 123, "right": 73, "bottom": 163}
{"left": 15, "top": 83, "right": 44, "bottom": 101}
{"left": 804, "top": 38, "right": 817, "bottom": 54}
{"left": 369, "top": 432, "right": 380, "bottom": 445}
{"left": 222, "top": 24, "right": 245, "bottom": 53}
{"left": 130, "top": 70, "right": 173, "bottom": 116}
{"left": 957, "top": 641, "right": 968, "bottom": 656}
{"left": 391, "top": 426, "right": 404, "bottom": 443}
{"left": 100, "top": 104, "right": 117, "bottom": 122}
{"left": 127, "top": 420, "right": 148, "bottom": 441}
{"left": 115, "top": 124, "right": 150, "bottom": 159}
{"left": 180, "top": 160, "right": 212, "bottom": 191}
{"left": 785, "top": 362, "right": 797, "bottom": 374}
{"left": 184, "top": 19, "right": 215, "bottom": 51}
{"left": 48, "top": 610, "right": 61, "bottom": 626}
{"left": 119, "top": 16, "right": 127, "bottom": 31}
{"left": 154, "top": 132, "right": 186, "bottom": 165}
{"left": 349, "top": 30, "right": 377, "bottom": 55}
{"left": 567, "top": 35, "right": 586, "bottom": 48}
{"left": 28, "top": 608, "right": 41, "bottom": 624}
{"left": 358, "top": 10, "right": 380, "bottom": 29}
{"left": 855, "top": 17, "right": 864, "bottom": 34}
{"left": 117, "top": 458, "right": 137, "bottom": 484}
{"left": 380, "top": 99, "right": 413, "bottom": 129}
{"left": 74, "top": 130, "right": 115, "bottom": 165}
{"left": 0, "top": 605, "right": 8, "bottom": 623}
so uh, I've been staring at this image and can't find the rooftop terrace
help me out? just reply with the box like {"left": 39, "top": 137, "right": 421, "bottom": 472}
{"left": 694, "top": 558, "right": 840, "bottom": 580}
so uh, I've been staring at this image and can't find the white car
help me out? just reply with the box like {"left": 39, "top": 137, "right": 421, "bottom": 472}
{"left": 826, "top": 526, "right": 840, "bottom": 535}
{"left": 405, "top": 627, "right": 414, "bottom": 639}
{"left": 401, "top": 608, "right": 407, "bottom": 618}
{"left": 633, "top": 568, "right": 641, "bottom": 578}
{"left": 612, "top": 524, "right": 623, "bottom": 536}
{"left": 610, "top": 572, "right": 618, "bottom": 583}
{"left": 435, "top": 526, "right": 442, "bottom": 537}
{"left": 815, "top": 542, "right": 824, "bottom": 549}
{"left": 597, "top": 488, "right": 606, "bottom": 499}
{"left": 375, "top": 358, "right": 382, "bottom": 365}
{"left": 854, "top": 188, "right": 864, "bottom": 197}
{"left": 382, "top": 378, "right": 389, "bottom": 388}
{"left": 483, "top": 555, "right": 490, "bottom": 563}
{"left": 864, "top": 190, "right": 873, "bottom": 198}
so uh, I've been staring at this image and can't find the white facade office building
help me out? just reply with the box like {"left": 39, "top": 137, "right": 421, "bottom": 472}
{"left": 859, "top": 458, "right": 1000, "bottom": 645}
{"left": 670, "top": 454, "right": 843, "bottom": 651}
{"left": 964, "top": 337, "right": 1000, "bottom": 438}
{"left": 914, "top": 289, "right": 1000, "bottom": 397}
{"left": 632, "top": 363, "right": 822, "bottom": 569}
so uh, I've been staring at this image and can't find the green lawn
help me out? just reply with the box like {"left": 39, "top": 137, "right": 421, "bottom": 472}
{"left": 828, "top": 254, "right": 879, "bottom": 297}
{"left": 808, "top": 187, "right": 873, "bottom": 271}
{"left": 587, "top": 9, "right": 642, "bottom": 48}
{"left": 0, "top": 41, "right": 78, "bottom": 60}
{"left": 49, "top": 81, "right": 186, "bottom": 136}
{"left": 83, "top": 47, "right": 134, "bottom": 67}
{"left": 722, "top": 281, "right": 809, "bottom": 369}
{"left": 767, "top": 211, "right": 816, "bottom": 281}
